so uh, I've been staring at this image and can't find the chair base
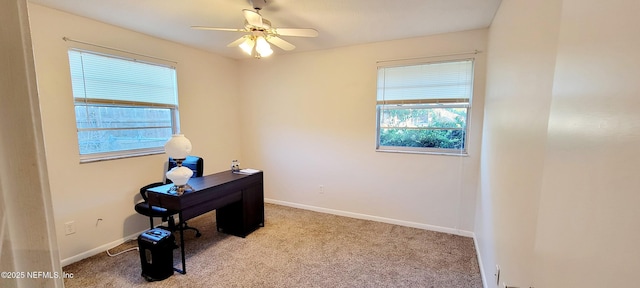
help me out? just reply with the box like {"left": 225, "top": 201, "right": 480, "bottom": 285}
{"left": 177, "top": 221, "right": 201, "bottom": 238}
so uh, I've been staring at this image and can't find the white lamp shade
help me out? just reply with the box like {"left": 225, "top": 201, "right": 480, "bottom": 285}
{"left": 166, "top": 166, "right": 193, "bottom": 186}
{"left": 164, "top": 134, "right": 192, "bottom": 159}
{"left": 239, "top": 37, "right": 255, "bottom": 55}
{"left": 255, "top": 37, "right": 273, "bottom": 57}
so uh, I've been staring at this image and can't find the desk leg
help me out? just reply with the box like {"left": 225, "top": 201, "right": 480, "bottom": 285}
{"left": 174, "top": 211, "right": 187, "bottom": 274}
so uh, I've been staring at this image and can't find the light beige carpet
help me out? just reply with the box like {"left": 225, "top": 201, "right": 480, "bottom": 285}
{"left": 63, "top": 203, "right": 482, "bottom": 288}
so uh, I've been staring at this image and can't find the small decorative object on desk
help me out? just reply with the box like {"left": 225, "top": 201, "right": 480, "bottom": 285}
{"left": 231, "top": 160, "right": 240, "bottom": 172}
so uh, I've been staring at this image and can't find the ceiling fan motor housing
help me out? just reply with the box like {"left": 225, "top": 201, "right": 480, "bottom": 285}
{"left": 245, "top": 18, "right": 272, "bottom": 30}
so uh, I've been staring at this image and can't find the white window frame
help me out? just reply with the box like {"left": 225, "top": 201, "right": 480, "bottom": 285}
{"left": 67, "top": 48, "right": 180, "bottom": 163}
{"left": 376, "top": 58, "right": 474, "bottom": 156}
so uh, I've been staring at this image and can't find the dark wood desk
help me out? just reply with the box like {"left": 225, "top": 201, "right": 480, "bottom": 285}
{"left": 146, "top": 170, "right": 264, "bottom": 274}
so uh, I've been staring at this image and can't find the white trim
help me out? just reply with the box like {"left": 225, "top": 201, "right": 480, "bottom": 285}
{"left": 265, "top": 198, "right": 474, "bottom": 238}
{"left": 376, "top": 148, "right": 469, "bottom": 157}
{"left": 60, "top": 229, "right": 145, "bottom": 267}
{"left": 65, "top": 39, "right": 177, "bottom": 66}
{"left": 376, "top": 50, "right": 480, "bottom": 66}
{"left": 473, "top": 233, "right": 488, "bottom": 288}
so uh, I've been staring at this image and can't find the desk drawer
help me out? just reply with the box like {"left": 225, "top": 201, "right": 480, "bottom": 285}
{"left": 181, "top": 190, "right": 242, "bottom": 221}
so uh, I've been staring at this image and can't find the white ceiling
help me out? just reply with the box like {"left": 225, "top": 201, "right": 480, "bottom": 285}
{"left": 28, "top": 0, "right": 502, "bottom": 59}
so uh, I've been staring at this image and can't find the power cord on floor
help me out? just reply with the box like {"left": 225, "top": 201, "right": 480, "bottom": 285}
{"left": 106, "top": 238, "right": 139, "bottom": 257}
{"left": 106, "top": 246, "right": 139, "bottom": 257}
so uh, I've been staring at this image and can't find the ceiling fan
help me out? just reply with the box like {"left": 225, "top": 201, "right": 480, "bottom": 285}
{"left": 192, "top": 0, "right": 318, "bottom": 58}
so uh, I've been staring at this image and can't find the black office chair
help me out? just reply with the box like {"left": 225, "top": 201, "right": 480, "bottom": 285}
{"left": 135, "top": 156, "right": 204, "bottom": 238}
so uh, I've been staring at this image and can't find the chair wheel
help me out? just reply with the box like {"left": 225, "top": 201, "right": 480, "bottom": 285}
{"left": 195, "top": 232, "right": 202, "bottom": 237}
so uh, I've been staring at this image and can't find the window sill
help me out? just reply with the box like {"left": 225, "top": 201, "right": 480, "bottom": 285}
{"left": 376, "top": 148, "right": 468, "bottom": 157}
{"left": 79, "top": 149, "right": 165, "bottom": 163}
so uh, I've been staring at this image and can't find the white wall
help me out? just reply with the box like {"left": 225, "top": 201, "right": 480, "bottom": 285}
{"left": 534, "top": 0, "right": 640, "bottom": 286}
{"left": 475, "top": 0, "right": 561, "bottom": 286}
{"left": 477, "top": 0, "right": 640, "bottom": 287}
{"left": 27, "top": 4, "right": 242, "bottom": 263}
{"left": 238, "top": 30, "right": 487, "bottom": 235}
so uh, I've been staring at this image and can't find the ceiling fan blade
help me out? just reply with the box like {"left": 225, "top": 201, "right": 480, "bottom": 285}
{"left": 268, "top": 36, "right": 296, "bottom": 51}
{"left": 242, "top": 9, "right": 264, "bottom": 28}
{"left": 191, "top": 26, "right": 246, "bottom": 32}
{"left": 227, "top": 36, "right": 248, "bottom": 47}
{"left": 274, "top": 28, "right": 319, "bottom": 37}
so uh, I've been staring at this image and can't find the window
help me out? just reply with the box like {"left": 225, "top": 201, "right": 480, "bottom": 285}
{"left": 68, "top": 49, "right": 179, "bottom": 162}
{"left": 376, "top": 59, "right": 474, "bottom": 155}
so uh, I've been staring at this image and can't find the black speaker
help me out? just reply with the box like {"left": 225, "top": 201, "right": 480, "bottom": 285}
{"left": 138, "top": 228, "right": 174, "bottom": 281}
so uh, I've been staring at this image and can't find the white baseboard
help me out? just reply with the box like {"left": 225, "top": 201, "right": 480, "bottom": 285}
{"left": 60, "top": 229, "right": 145, "bottom": 267}
{"left": 473, "top": 233, "right": 488, "bottom": 288}
{"left": 264, "top": 198, "right": 474, "bottom": 238}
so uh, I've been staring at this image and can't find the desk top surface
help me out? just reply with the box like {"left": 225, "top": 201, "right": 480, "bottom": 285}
{"left": 147, "top": 169, "right": 262, "bottom": 197}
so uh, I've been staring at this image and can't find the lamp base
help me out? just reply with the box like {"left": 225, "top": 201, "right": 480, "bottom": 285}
{"left": 168, "top": 184, "right": 193, "bottom": 195}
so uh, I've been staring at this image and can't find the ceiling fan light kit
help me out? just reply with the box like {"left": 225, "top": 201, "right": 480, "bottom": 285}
{"left": 239, "top": 35, "right": 273, "bottom": 58}
{"left": 192, "top": 0, "right": 318, "bottom": 59}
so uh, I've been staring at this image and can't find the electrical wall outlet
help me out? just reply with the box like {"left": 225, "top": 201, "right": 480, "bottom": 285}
{"left": 319, "top": 185, "right": 324, "bottom": 194}
{"left": 64, "top": 221, "right": 76, "bottom": 235}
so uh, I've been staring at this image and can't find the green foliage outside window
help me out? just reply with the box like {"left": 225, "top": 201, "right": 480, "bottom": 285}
{"left": 379, "top": 128, "right": 465, "bottom": 149}
{"left": 378, "top": 106, "right": 467, "bottom": 150}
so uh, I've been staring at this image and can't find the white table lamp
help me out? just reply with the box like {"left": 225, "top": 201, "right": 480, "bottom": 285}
{"left": 164, "top": 134, "right": 193, "bottom": 194}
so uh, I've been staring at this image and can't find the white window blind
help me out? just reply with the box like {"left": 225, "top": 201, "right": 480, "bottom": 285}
{"left": 68, "top": 49, "right": 178, "bottom": 107}
{"left": 377, "top": 59, "right": 473, "bottom": 104}
{"left": 67, "top": 49, "right": 179, "bottom": 162}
